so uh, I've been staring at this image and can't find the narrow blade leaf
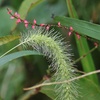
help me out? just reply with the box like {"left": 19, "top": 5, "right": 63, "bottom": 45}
{"left": 0, "top": 50, "right": 42, "bottom": 67}
{"left": 66, "top": 0, "right": 99, "bottom": 85}
{"left": 54, "top": 16, "right": 100, "bottom": 40}
{"left": 0, "top": 35, "right": 20, "bottom": 46}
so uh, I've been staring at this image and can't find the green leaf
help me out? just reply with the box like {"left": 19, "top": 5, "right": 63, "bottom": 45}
{"left": 18, "top": 73, "right": 100, "bottom": 100}
{"left": 0, "top": 35, "right": 20, "bottom": 46}
{"left": 40, "top": 80, "right": 56, "bottom": 99}
{"left": 27, "top": 0, "right": 68, "bottom": 23}
{"left": 40, "top": 85, "right": 55, "bottom": 99}
{"left": 18, "top": 0, "right": 44, "bottom": 19}
{"left": 40, "top": 77, "right": 100, "bottom": 100}
{"left": 0, "top": 60, "right": 25, "bottom": 100}
{"left": 78, "top": 78, "right": 100, "bottom": 100}
{"left": 11, "top": 0, "right": 44, "bottom": 31}
{"left": 0, "top": 50, "right": 42, "bottom": 68}
{"left": 0, "top": 7, "right": 15, "bottom": 37}
{"left": 65, "top": 0, "right": 99, "bottom": 85}
{"left": 66, "top": 0, "right": 78, "bottom": 18}
{"left": 54, "top": 16, "right": 100, "bottom": 40}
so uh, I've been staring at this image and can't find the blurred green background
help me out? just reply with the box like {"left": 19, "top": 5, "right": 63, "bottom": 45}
{"left": 0, "top": 0, "right": 100, "bottom": 100}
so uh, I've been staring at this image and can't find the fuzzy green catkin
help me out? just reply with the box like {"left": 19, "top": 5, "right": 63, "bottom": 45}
{"left": 20, "top": 27, "right": 78, "bottom": 100}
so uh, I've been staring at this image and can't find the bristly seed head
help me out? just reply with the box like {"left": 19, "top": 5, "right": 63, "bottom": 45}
{"left": 20, "top": 26, "right": 78, "bottom": 100}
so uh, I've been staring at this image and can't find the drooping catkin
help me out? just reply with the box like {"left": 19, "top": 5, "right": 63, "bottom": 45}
{"left": 20, "top": 27, "right": 78, "bottom": 100}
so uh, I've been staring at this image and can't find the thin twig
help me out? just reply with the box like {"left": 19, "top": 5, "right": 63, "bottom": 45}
{"left": 73, "top": 45, "right": 98, "bottom": 64}
{"left": 18, "top": 89, "right": 37, "bottom": 100}
{"left": 23, "top": 69, "right": 100, "bottom": 90}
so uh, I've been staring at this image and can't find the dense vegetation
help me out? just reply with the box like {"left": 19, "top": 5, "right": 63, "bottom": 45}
{"left": 0, "top": 0, "right": 100, "bottom": 100}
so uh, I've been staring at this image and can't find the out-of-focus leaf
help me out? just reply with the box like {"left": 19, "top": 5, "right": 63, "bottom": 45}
{"left": 0, "top": 59, "right": 25, "bottom": 100}
{"left": 18, "top": 0, "right": 44, "bottom": 19}
{"left": 27, "top": 0, "right": 67, "bottom": 23}
{"left": 54, "top": 16, "right": 100, "bottom": 40}
{"left": 0, "top": 0, "right": 2, "bottom": 5}
{"left": 0, "top": 7, "right": 15, "bottom": 37}
{"left": 0, "top": 35, "right": 20, "bottom": 46}
{"left": 78, "top": 78, "right": 100, "bottom": 100}
{"left": 11, "top": 0, "right": 44, "bottom": 31}
{"left": 0, "top": 50, "right": 42, "bottom": 68}
{"left": 66, "top": 0, "right": 78, "bottom": 18}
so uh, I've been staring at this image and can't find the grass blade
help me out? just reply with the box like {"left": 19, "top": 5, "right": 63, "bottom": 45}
{"left": 64, "top": 0, "right": 99, "bottom": 85}
{"left": 0, "top": 50, "right": 42, "bottom": 68}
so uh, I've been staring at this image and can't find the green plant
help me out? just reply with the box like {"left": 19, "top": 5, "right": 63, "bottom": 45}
{"left": 0, "top": 0, "right": 100, "bottom": 100}
{"left": 20, "top": 27, "right": 78, "bottom": 100}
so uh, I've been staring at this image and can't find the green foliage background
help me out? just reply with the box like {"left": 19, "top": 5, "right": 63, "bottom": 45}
{"left": 0, "top": 0, "right": 100, "bottom": 100}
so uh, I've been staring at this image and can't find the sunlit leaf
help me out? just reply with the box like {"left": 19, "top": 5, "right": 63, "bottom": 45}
{"left": 0, "top": 35, "right": 20, "bottom": 46}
